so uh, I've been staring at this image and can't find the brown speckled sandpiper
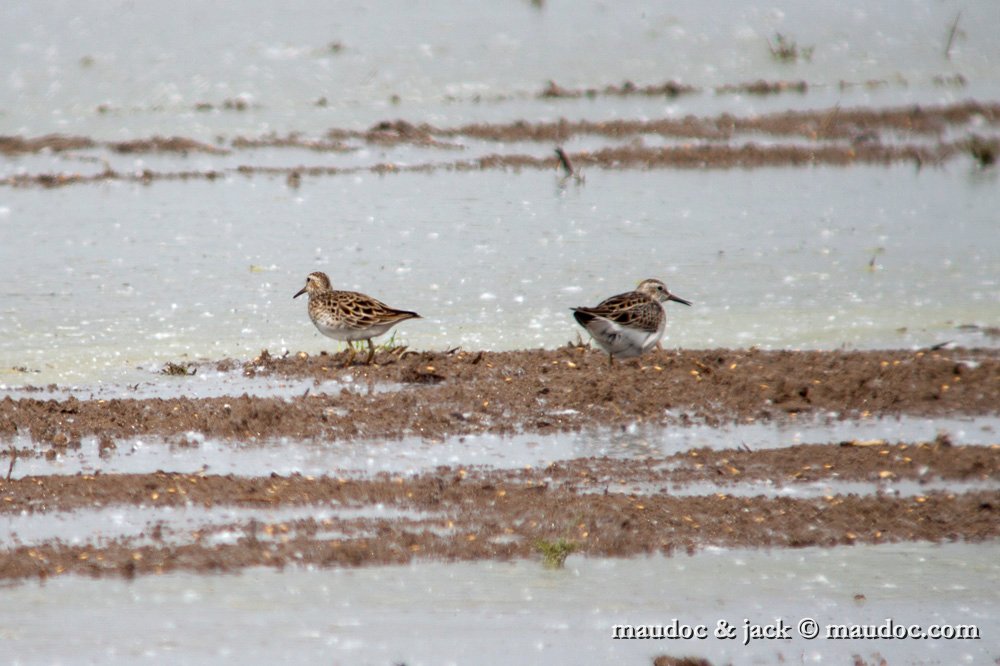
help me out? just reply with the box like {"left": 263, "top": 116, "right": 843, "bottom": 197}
{"left": 294, "top": 271, "right": 420, "bottom": 365}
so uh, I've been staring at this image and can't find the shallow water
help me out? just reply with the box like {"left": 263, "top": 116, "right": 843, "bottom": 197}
{"left": 0, "top": 541, "right": 994, "bottom": 664}
{"left": 1, "top": 165, "right": 998, "bottom": 386}
{"left": 2, "top": 1, "right": 1000, "bottom": 386}
{"left": 1, "top": 503, "right": 445, "bottom": 550}
{"left": 0, "top": 366, "right": 400, "bottom": 401}
{"left": 3, "top": 0, "right": 1000, "bottom": 137}
{"left": 8, "top": 415, "right": 998, "bottom": 479}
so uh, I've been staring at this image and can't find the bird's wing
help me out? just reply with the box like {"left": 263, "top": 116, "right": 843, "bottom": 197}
{"left": 583, "top": 292, "right": 661, "bottom": 332}
{"left": 333, "top": 291, "right": 420, "bottom": 329}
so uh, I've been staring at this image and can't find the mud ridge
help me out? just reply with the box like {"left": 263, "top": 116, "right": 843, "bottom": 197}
{"left": 3, "top": 101, "right": 998, "bottom": 188}
{"left": 2, "top": 347, "right": 998, "bottom": 581}
{"left": 2, "top": 348, "right": 997, "bottom": 445}
{"left": 0, "top": 468, "right": 995, "bottom": 581}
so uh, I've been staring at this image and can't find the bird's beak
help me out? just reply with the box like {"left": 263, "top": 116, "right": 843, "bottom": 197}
{"left": 668, "top": 293, "right": 692, "bottom": 306}
{"left": 293, "top": 286, "right": 307, "bottom": 299}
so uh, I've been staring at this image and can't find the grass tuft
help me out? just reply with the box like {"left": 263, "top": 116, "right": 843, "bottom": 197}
{"left": 348, "top": 332, "right": 410, "bottom": 355}
{"left": 535, "top": 538, "right": 577, "bottom": 569}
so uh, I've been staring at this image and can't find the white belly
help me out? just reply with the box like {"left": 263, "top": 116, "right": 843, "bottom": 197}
{"left": 311, "top": 317, "right": 396, "bottom": 342}
{"left": 587, "top": 317, "right": 665, "bottom": 358}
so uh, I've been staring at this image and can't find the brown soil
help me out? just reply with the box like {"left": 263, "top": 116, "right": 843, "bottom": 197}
{"left": 108, "top": 136, "right": 228, "bottom": 155}
{"left": 0, "top": 348, "right": 998, "bottom": 582}
{"left": 537, "top": 75, "right": 964, "bottom": 100}
{"left": 653, "top": 657, "right": 715, "bottom": 666}
{"left": 0, "top": 134, "right": 226, "bottom": 156}
{"left": 3, "top": 347, "right": 997, "bottom": 445}
{"left": 416, "top": 101, "right": 1000, "bottom": 143}
{"left": 3, "top": 101, "right": 997, "bottom": 188}
{"left": 0, "top": 460, "right": 996, "bottom": 582}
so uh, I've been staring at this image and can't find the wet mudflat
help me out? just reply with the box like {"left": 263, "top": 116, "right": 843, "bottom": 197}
{"left": 3, "top": 101, "right": 999, "bottom": 187}
{"left": 1, "top": 347, "right": 997, "bottom": 584}
{"left": 3, "top": 347, "right": 998, "bottom": 444}
{"left": 1, "top": 464, "right": 997, "bottom": 582}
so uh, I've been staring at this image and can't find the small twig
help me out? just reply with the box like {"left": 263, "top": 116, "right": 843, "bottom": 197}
{"left": 554, "top": 146, "right": 585, "bottom": 184}
{"left": 6, "top": 444, "right": 16, "bottom": 481}
{"left": 818, "top": 103, "right": 841, "bottom": 138}
{"left": 868, "top": 246, "right": 885, "bottom": 272}
{"left": 944, "top": 11, "right": 962, "bottom": 60}
{"left": 554, "top": 147, "right": 575, "bottom": 177}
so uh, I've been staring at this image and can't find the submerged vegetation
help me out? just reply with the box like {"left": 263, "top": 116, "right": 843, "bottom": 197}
{"left": 967, "top": 134, "right": 997, "bottom": 168}
{"left": 768, "top": 33, "right": 814, "bottom": 63}
{"left": 161, "top": 361, "right": 197, "bottom": 376}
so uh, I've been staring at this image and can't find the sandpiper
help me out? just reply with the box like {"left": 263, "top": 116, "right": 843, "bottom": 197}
{"left": 293, "top": 271, "right": 421, "bottom": 365}
{"left": 571, "top": 278, "right": 691, "bottom": 364}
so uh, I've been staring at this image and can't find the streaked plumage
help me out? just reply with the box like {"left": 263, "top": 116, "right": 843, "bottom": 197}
{"left": 294, "top": 272, "right": 420, "bottom": 365}
{"left": 572, "top": 278, "right": 691, "bottom": 363}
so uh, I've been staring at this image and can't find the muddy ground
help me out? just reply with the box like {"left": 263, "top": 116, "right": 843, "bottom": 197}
{"left": 3, "top": 347, "right": 998, "bottom": 443}
{"left": 0, "top": 347, "right": 998, "bottom": 582}
{"left": 2, "top": 100, "right": 997, "bottom": 188}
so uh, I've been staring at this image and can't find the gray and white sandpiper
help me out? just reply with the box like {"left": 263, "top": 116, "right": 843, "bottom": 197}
{"left": 571, "top": 278, "right": 691, "bottom": 364}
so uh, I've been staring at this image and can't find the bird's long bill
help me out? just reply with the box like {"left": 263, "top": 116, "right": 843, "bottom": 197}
{"left": 293, "top": 286, "right": 307, "bottom": 299}
{"left": 668, "top": 293, "right": 693, "bottom": 306}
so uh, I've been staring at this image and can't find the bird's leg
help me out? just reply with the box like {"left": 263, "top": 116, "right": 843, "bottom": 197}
{"left": 343, "top": 344, "right": 356, "bottom": 367}
{"left": 608, "top": 353, "right": 614, "bottom": 367}
{"left": 365, "top": 338, "right": 376, "bottom": 365}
